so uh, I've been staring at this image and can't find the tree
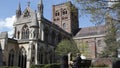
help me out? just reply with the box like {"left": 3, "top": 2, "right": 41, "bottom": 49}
{"left": 55, "top": 39, "right": 79, "bottom": 57}
{"left": 101, "top": 18, "right": 118, "bottom": 57}
{"left": 72, "top": 0, "right": 120, "bottom": 24}
{"left": 70, "top": 0, "right": 120, "bottom": 58}
{"left": 60, "top": 0, "right": 120, "bottom": 58}
{"left": 76, "top": 41, "right": 90, "bottom": 57}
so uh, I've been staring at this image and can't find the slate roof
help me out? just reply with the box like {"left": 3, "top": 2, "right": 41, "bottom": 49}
{"left": 14, "top": 6, "right": 35, "bottom": 25}
{"left": 30, "top": 11, "right": 39, "bottom": 27}
{"left": 74, "top": 25, "right": 106, "bottom": 37}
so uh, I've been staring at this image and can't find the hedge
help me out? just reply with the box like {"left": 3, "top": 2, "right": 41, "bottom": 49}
{"left": 0, "top": 66, "right": 20, "bottom": 68}
{"left": 31, "top": 63, "right": 61, "bottom": 68}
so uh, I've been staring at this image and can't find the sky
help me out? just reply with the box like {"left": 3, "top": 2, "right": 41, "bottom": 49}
{"left": 0, "top": 0, "right": 95, "bottom": 37}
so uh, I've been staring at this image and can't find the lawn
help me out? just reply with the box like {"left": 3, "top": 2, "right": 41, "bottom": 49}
{"left": 89, "top": 67, "right": 111, "bottom": 68}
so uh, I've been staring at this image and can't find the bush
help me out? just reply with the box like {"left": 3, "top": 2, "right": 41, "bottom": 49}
{"left": 31, "top": 63, "right": 61, "bottom": 68}
{"left": 31, "top": 64, "right": 45, "bottom": 68}
{"left": 55, "top": 39, "right": 79, "bottom": 57}
{"left": 42, "top": 63, "right": 60, "bottom": 68}
{"left": 0, "top": 66, "right": 20, "bottom": 68}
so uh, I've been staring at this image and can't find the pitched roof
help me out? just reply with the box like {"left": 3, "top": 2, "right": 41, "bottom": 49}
{"left": 30, "top": 11, "right": 39, "bottom": 27}
{"left": 14, "top": 6, "right": 35, "bottom": 25}
{"left": 74, "top": 25, "right": 106, "bottom": 37}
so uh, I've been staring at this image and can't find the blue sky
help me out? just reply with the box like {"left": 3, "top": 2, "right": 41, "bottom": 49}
{"left": 0, "top": 0, "right": 95, "bottom": 36}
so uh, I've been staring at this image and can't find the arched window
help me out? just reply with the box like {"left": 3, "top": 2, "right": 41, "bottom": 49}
{"left": 51, "top": 31, "right": 55, "bottom": 44}
{"left": 31, "top": 57, "right": 35, "bottom": 62}
{"left": 26, "top": 29, "right": 29, "bottom": 39}
{"left": 49, "top": 54, "right": 53, "bottom": 63}
{"left": 22, "top": 25, "right": 29, "bottom": 39}
{"left": 38, "top": 47, "right": 44, "bottom": 64}
{"left": 63, "top": 9, "right": 67, "bottom": 15}
{"left": 44, "top": 27, "right": 49, "bottom": 42}
{"left": 48, "top": 52, "right": 53, "bottom": 64}
{"left": 48, "top": 31, "right": 52, "bottom": 43}
{"left": 32, "top": 45, "right": 35, "bottom": 50}
{"left": 63, "top": 23, "right": 66, "bottom": 29}
{"left": 18, "top": 47, "right": 27, "bottom": 68}
{"left": 55, "top": 10, "right": 59, "bottom": 16}
{"left": 8, "top": 49, "right": 14, "bottom": 66}
{"left": 17, "top": 31, "right": 20, "bottom": 39}
{"left": 31, "top": 29, "right": 38, "bottom": 39}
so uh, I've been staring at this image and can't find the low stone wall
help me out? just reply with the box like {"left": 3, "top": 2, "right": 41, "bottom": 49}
{"left": 91, "top": 58, "right": 112, "bottom": 67}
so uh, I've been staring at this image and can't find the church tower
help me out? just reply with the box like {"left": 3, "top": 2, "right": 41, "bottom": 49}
{"left": 52, "top": 1, "right": 79, "bottom": 35}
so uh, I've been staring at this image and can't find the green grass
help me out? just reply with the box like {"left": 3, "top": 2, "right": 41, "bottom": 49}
{"left": 89, "top": 67, "right": 110, "bottom": 68}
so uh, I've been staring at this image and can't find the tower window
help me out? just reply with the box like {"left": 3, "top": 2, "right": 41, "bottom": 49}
{"left": 63, "top": 9, "right": 67, "bottom": 15}
{"left": 63, "top": 23, "right": 67, "bottom": 29}
{"left": 55, "top": 10, "right": 59, "bottom": 16}
{"left": 57, "top": 18, "right": 59, "bottom": 21}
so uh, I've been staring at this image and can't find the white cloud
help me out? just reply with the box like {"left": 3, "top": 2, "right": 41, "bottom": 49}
{"left": 0, "top": 15, "right": 16, "bottom": 38}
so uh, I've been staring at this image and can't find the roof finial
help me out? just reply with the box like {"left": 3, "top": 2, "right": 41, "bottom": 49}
{"left": 38, "top": 0, "right": 44, "bottom": 16}
{"left": 18, "top": 0, "right": 21, "bottom": 10}
{"left": 28, "top": 0, "right": 30, "bottom": 7}
{"left": 16, "top": 0, "right": 22, "bottom": 18}
{"left": 39, "top": 0, "right": 43, "bottom": 5}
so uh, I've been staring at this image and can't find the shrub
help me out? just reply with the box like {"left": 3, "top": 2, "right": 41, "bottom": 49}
{"left": 0, "top": 66, "right": 20, "bottom": 68}
{"left": 31, "top": 63, "right": 61, "bottom": 68}
{"left": 31, "top": 64, "right": 45, "bottom": 68}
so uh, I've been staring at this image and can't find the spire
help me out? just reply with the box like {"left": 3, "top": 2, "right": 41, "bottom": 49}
{"left": 18, "top": 0, "right": 21, "bottom": 10}
{"left": 38, "top": 0, "right": 44, "bottom": 16}
{"left": 16, "top": 0, "right": 22, "bottom": 18}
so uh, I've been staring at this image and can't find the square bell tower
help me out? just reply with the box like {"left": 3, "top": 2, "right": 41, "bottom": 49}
{"left": 52, "top": 1, "right": 79, "bottom": 35}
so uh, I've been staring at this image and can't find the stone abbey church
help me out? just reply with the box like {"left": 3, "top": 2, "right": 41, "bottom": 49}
{"left": 0, "top": 0, "right": 109, "bottom": 68}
